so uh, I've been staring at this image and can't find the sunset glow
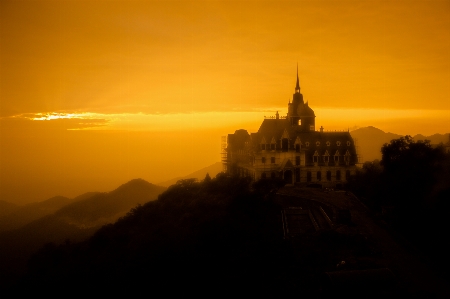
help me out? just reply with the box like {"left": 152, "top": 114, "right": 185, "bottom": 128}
{"left": 1, "top": 0, "right": 449, "bottom": 204}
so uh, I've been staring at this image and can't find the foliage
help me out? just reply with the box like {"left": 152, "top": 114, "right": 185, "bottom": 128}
{"left": 18, "top": 174, "right": 288, "bottom": 294}
{"left": 349, "top": 135, "right": 450, "bottom": 274}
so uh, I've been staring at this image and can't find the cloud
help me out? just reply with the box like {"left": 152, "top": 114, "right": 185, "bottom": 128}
{"left": 2, "top": 113, "right": 109, "bottom": 130}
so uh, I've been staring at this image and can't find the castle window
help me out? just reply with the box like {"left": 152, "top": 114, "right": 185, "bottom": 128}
{"left": 313, "top": 155, "right": 318, "bottom": 163}
{"left": 317, "top": 171, "right": 322, "bottom": 181}
{"left": 310, "top": 125, "right": 315, "bottom": 131}
{"left": 323, "top": 155, "right": 329, "bottom": 163}
{"left": 295, "top": 168, "right": 300, "bottom": 182}
{"left": 261, "top": 144, "right": 265, "bottom": 150}
{"left": 326, "top": 141, "right": 330, "bottom": 146}
{"left": 281, "top": 138, "right": 288, "bottom": 152}
{"left": 305, "top": 142, "right": 310, "bottom": 147}
{"left": 270, "top": 143, "right": 275, "bottom": 150}
{"left": 271, "top": 157, "right": 275, "bottom": 164}
{"left": 295, "top": 144, "right": 300, "bottom": 152}
{"left": 295, "top": 156, "right": 300, "bottom": 165}
{"left": 307, "top": 171, "right": 312, "bottom": 182}
{"left": 336, "top": 141, "right": 341, "bottom": 146}
{"left": 336, "top": 170, "right": 341, "bottom": 180}
{"left": 262, "top": 157, "right": 266, "bottom": 164}
{"left": 344, "top": 150, "right": 351, "bottom": 165}
{"left": 326, "top": 171, "right": 331, "bottom": 181}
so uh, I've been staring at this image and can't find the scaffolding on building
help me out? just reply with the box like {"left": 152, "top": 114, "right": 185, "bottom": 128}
{"left": 221, "top": 136, "right": 228, "bottom": 172}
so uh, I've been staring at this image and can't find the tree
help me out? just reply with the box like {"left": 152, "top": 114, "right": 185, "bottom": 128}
{"left": 381, "top": 136, "right": 441, "bottom": 207}
{"left": 204, "top": 172, "right": 211, "bottom": 183}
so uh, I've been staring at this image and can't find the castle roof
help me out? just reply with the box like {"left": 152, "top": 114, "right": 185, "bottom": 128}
{"left": 254, "top": 118, "right": 357, "bottom": 165}
{"left": 297, "top": 102, "right": 315, "bottom": 117}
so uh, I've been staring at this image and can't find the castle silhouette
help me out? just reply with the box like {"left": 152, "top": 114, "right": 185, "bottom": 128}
{"left": 224, "top": 68, "right": 357, "bottom": 187}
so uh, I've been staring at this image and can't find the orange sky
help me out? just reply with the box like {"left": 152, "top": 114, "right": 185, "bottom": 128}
{"left": 1, "top": 1, "right": 449, "bottom": 204}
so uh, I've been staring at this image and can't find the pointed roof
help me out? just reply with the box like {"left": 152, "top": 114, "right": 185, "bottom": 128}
{"left": 279, "top": 158, "right": 294, "bottom": 170}
{"left": 295, "top": 64, "right": 300, "bottom": 93}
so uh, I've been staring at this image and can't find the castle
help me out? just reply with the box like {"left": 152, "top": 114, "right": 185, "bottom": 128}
{"left": 223, "top": 69, "right": 358, "bottom": 187}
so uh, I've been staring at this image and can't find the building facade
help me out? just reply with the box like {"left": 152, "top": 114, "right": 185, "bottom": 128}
{"left": 224, "top": 70, "right": 358, "bottom": 187}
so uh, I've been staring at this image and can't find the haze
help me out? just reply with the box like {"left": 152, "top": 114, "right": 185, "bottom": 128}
{"left": 1, "top": 0, "right": 449, "bottom": 204}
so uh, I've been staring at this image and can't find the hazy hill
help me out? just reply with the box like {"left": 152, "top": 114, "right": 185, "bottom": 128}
{"left": 413, "top": 133, "right": 450, "bottom": 145}
{"left": 0, "top": 179, "right": 166, "bottom": 289}
{"left": 54, "top": 179, "right": 166, "bottom": 228}
{"left": 158, "top": 161, "right": 224, "bottom": 187}
{"left": 0, "top": 193, "right": 100, "bottom": 232}
{"left": 350, "top": 126, "right": 449, "bottom": 162}
{"left": 0, "top": 195, "right": 71, "bottom": 232}
{"left": 350, "top": 126, "right": 402, "bottom": 162}
{"left": 0, "top": 200, "right": 19, "bottom": 218}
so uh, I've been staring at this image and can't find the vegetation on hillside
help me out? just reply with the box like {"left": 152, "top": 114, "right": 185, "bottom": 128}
{"left": 349, "top": 136, "right": 450, "bottom": 273}
{"left": 14, "top": 174, "right": 379, "bottom": 295}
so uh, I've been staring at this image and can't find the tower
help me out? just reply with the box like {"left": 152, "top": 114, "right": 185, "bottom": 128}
{"left": 287, "top": 66, "right": 315, "bottom": 131}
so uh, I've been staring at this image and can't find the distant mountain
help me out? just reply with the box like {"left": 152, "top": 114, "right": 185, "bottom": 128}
{"left": 0, "top": 179, "right": 166, "bottom": 288}
{"left": 350, "top": 126, "right": 402, "bottom": 162}
{"left": 0, "top": 200, "right": 19, "bottom": 218}
{"left": 350, "top": 126, "right": 450, "bottom": 163}
{"left": 413, "top": 133, "right": 450, "bottom": 145}
{"left": 158, "top": 162, "right": 224, "bottom": 187}
{"left": 54, "top": 179, "right": 166, "bottom": 228}
{"left": 0, "top": 192, "right": 104, "bottom": 232}
{"left": 0, "top": 195, "right": 72, "bottom": 232}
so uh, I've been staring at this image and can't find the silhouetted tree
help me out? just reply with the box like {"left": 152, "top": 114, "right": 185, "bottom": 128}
{"left": 380, "top": 136, "right": 443, "bottom": 210}
{"left": 348, "top": 160, "right": 383, "bottom": 210}
{"left": 204, "top": 172, "right": 211, "bottom": 183}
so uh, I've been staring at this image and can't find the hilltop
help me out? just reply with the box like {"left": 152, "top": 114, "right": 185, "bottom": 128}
{"left": 0, "top": 179, "right": 166, "bottom": 290}
{"left": 350, "top": 126, "right": 449, "bottom": 162}
{"left": 158, "top": 161, "right": 223, "bottom": 187}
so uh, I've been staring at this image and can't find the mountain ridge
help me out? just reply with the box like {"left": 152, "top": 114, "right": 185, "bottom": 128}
{"left": 158, "top": 162, "right": 224, "bottom": 187}
{"left": 351, "top": 127, "right": 449, "bottom": 162}
{"left": 0, "top": 178, "right": 167, "bottom": 288}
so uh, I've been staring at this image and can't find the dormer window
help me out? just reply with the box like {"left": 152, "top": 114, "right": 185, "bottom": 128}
{"left": 326, "top": 141, "right": 330, "bottom": 146}
{"left": 305, "top": 142, "right": 310, "bottom": 147}
{"left": 316, "top": 141, "right": 320, "bottom": 146}
{"left": 281, "top": 138, "right": 289, "bottom": 152}
{"left": 313, "top": 150, "right": 319, "bottom": 164}
{"left": 336, "top": 141, "right": 341, "bottom": 146}
{"left": 295, "top": 144, "right": 300, "bottom": 152}
{"left": 344, "top": 150, "right": 351, "bottom": 165}
{"left": 334, "top": 150, "right": 340, "bottom": 164}
{"left": 323, "top": 150, "right": 330, "bottom": 163}
{"left": 271, "top": 137, "right": 276, "bottom": 151}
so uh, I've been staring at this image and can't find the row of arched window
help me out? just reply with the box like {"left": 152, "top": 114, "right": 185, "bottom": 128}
{"left": 261, "top": 170, "right": 351, "bottom": 182}
{"left": 306, "top": 170, "right": 351, "bottom": 182}
{"left": 261, "top": 139, "right": 351, "bottom": 150}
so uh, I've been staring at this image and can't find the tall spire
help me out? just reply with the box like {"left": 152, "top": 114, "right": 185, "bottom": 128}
{"left": 295, "top": 63, "right": 300, "bottom": 93}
